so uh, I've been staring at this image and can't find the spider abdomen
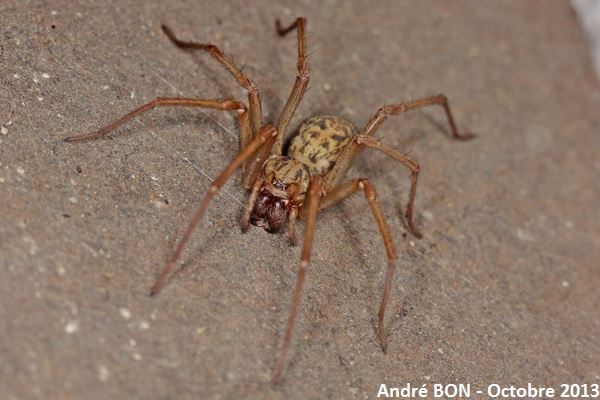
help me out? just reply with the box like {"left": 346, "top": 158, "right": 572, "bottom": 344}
{"left": 288, "top": 116, "right": 356, "bottom": 175}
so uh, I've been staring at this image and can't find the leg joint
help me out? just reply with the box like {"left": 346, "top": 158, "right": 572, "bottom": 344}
{"left": 358, "top": 179, "right": 377, "bottom": 201}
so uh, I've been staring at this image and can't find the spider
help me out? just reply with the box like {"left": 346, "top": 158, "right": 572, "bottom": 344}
{"left": 64, "top": 17, "right": 473, "bottom": 384}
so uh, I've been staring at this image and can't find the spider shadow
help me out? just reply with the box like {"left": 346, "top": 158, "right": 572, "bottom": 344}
{"left": 329, "top": 197, "right": 393, "bottom": 336}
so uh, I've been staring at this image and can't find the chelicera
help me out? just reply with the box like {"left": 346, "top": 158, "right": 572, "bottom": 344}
{"left": 64, "top": 18, "right": 473, "bottom": 384}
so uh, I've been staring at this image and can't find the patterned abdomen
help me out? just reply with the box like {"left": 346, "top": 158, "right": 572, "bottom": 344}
{"left": 288, "top": 116, "right": 356, "bottom": 175}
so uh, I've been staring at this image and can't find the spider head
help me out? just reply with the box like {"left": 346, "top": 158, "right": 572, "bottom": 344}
{"left": 249, "top": 157, "right": 312, "bottom": 233}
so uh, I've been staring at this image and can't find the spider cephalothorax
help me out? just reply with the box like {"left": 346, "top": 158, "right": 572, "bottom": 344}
{"left": 65, "top": 17, "right": 473, "bottom": 384}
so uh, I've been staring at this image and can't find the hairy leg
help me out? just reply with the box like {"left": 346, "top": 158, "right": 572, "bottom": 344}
{"left": 273, "top": 17, "right": 310, "bottom": 154}
{"left": 150, "top": 125, "right": 277, "bottom": 295}
{"left": 273, "top": 175, "right": 322, "bottom": 384}
{"left": 319, "top": 178, "right": 398, "bottom": 353}
{"left": 63, "top": 98, "right": 249, "bottom": 143}
{"left": 161, "top": 25, "right": 263, "bottom": 140}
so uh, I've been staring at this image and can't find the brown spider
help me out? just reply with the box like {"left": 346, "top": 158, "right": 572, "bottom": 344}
{"left": 64, "top": 18, "right": 473, "bottom": 384}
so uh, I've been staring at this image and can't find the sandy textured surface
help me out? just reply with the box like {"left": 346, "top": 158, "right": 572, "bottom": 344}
{"left": 2, "top": 1, "right": 599, "bottom": 399}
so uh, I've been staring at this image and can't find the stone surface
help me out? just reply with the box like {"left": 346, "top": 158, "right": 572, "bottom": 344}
{"left": 1, "top": 1, "right": 599, "bottom": 398}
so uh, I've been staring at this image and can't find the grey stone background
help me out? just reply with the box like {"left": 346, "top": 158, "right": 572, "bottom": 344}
{"left": 1, "top": 1, "right": 599, "bottom": 399}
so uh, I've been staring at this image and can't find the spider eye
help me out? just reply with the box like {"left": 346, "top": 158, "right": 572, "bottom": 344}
{"left": 272, "top": 179, "right": 286, "bottom": 190}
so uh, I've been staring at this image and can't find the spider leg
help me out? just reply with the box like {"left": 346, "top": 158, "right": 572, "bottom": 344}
{"left": 273, "top": 175, "right": 322, "bottom": 384}
{"left": 319, "top": 178, "right": 397, "bottom": 353}
{"left": 240, "top": 142, "right": 272, "bottom": 189}
{"left": 324, "top": 134, "right": 422, "bottom": 237}
{"left": 241, "top": 176, "right": 265, "bottom": 231}
{"left": 239, "top": 17, "right": 309, "bottom": 188}
{"left": 150, "top": 125, "right": 277, "bottom": 295}
{"left": 161, "top": 25, "right": 263, "bottom": 141}
{"left": 63, "top": 98, "right": 249, "bottom": 144}
{"left": 325, "top": 95, "right": 472, "bottom": 237}
{"left": 288, "top": 205, "right": 300, "bottom": 246}
{"left": 355, "top": 136, "right": 423, "bottom": 236}
{"left": 273, "top": 17, "right": 309, "bottom": 154}
{"left": 361, "top": 95, "right": 475, "bottom": 140}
